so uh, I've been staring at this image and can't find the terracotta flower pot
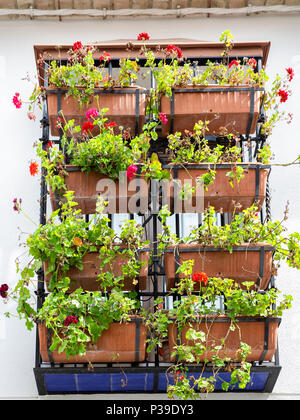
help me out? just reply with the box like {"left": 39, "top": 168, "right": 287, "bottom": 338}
{"left": 160, "top": 85, "right": 264, "bottom": 136}
{"left": 162, "top": 163, "right": 270, "bottom": 213}
{"left": 43, "top": 248, "right": 150, "bottom": 292}
{"left": 38, "top": 317, "right": 147, "bottom": 364}
{"left": 163, "top": 243, "right": 274, "bottom": 291}
{"left": 50, "top": 165, "right": 149, "bottom": 214}
{"left": 168, "top": 316, "right": 280, "bottom": 363}
{"left": 46, "top": 85, "right": 147, "bottom": 137}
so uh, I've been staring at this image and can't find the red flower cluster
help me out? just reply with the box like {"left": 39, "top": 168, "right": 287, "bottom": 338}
{"left": 278, "top": 89, "right": 289, "bottom": 103}
{"left": 99, "top": 51, "right": 111, "bottom": 62}
{"left": 56, "top": 116, "right": 63, "bottom": 128}
{"left": 0, "top": 284, "right": 8, "bottom": 299}
{"left": 174, "top": 371, "right": 185, "bottom": 382}
{"left": 166, "top": 44, "right": 183, "bottom": 59}
{"left": 137, "top": 32, "right": 150, "bottom": 41}
{"left": 29, "top": 161, "right": 39, "bottom": 176}
{"left": 228, "top": 60, "right": 239, "bottom": 69}
{"left": 12, "top": 92, "right": 22, "bottom": 109}
{"left": 64, "top": 315, "right": 79, "bottom": 327}
{"left": 73, "top": 41, "right": 82, "bottom": 52}
{"left": 286, "top": 67, "right": 294, "bottom": 82}
{"left": 127, "top": 164, "right": 138, "bottom": 180}
{"left": 82, "top": 121, "right": 95, "bottom": 133}
{"left": 247, "top": 58, "right": 257, "bottom": 69}
{"left": 105, "top": 121, "right": 117, "bottom": 129}
{"left": 158, "top": 112, "right": 168, "bottom": 125}
{"left": 192, "top": 272, "right": 208, "bottom": 285}
{"left": 46, "top": 141, "right": 53, "bottom": 151}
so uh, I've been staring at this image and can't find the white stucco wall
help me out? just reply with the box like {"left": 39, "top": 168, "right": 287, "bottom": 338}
{"left": 0, "top": 14, "right": 299, "bottom": 399}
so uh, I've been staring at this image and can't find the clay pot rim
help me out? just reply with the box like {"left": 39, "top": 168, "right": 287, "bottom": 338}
{"left": 164, "top": 242, "right": 275, "bottom": 251}
{"left": 38, "top": 314, "right": 145, "bottom": 327}
{"left": 163, "top": 162, "right": 271, "bottom": 170}
{"left": 64, "top": 163, "right": 144, "bottom": 172}
{"left": 170, "top": 84, "right": 265, "bottom": 91}
{"left": 167, "top": 315, "right": 281, "bottom": 323}
{"left": 43, "top": 246, "right": 150, "bottom": 264}
{"left": 46, "top": 84, "right": 147, "bottom": 92}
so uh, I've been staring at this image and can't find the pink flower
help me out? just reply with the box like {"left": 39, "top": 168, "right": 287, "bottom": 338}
{"left": 86, "top": 108, "right": 98, "bottom": 120}
{"left": 158, "top": 112, "right": 168, "bottom": 125}
{"left": 13, "top": 198, "right": 22, "bottom": 213}
{"left": 287, "top": 112, "right": 293, "bottom": 124}
{"left": 12, "top": 93, "right": 22, "bottom": 109}
{"left": 126, "top": 164, "right": 138, "bottom": 180}
{"left": 99, "top": 51, "right": 111, "bottom": 62}
{"left": 27, "top": 112, "right": 36, "bottom": 121}
{"left": 228, "top": 60, "right": 239, "bottom": 69}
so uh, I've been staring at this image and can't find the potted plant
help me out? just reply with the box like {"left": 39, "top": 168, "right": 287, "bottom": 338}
{"left": 7, "top": 31, "right": 299, "bottom": 398}
{"left": 140, "top": 31, "right": 293, "bottom": 139}
{"left": 37, "top": 110, "right": 154, "bottom": 214}
{"left": 5, "top": 194, "right": 149, "bottom": 364}
{"left": 159, "top": 121, "right": 271, "bottom": 213}
{"left": 143, "top": 271, "right": 292, "bottom": 399}
{"left": 37, "top": 288, "right": 146, "bottom": 364}
{"left": 159, "top": 203, "right": 300, "bottom": 291}
{"left": 16, "top": 41, "right": 147, "bottom": 137}
{"left": 19, "top": 192, "right": 150, "bottom": 292}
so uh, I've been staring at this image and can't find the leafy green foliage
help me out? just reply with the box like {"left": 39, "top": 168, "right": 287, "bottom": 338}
{"left": 38, "top": 288, "right": 139, "bottom": 359}
{"left": 158, "top": 203, "right": 300, "bottom": 270}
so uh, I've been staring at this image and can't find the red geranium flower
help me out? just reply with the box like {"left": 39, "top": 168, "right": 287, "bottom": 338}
{"left": 46, "top": 141, "right": 53, "bottom": 151}
{"left": 56, "top": 116, "right": 63, "bottom": 128}
{"left": 228, "top": 60, "right": 239, "bottom": 69}
{"left": 278, "top": 89, "right": 289, "bottom": 103}
{"left": 99, "top": 51, "right": 111, "bottom": 62}
{"left": 137, "top": 32, "right": 150, "bottom": 41}
{"left": 105, "top": 121, "right": 117, "bottom": 129}
{"left": 73, "top": 41, "right": 82, "bottom": 52}
{"left": 248, "top": 58, "right": 257, "bottom": 69}
{"left": 0, "top": 284, "right": 9, "bottom": 299}
{"left": 29, "top": 161, "right": 39, "bottom": 176}
{"left": 82, "top": 121, "right": 95, "bottom": 133}
{"left": 286, "top": 67, "right": 294, "bottom": 82}
{"left": 174, "top": 371, "right": 185, "bottom": 382}
{"left": 192, "top": 272, "right": 208, "bottom": 285}
{"left": 166, "top": 45, "right": 183, "bottom": 59}
{"left": 64, "top": 315, "right": 79, "bottom": 327}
